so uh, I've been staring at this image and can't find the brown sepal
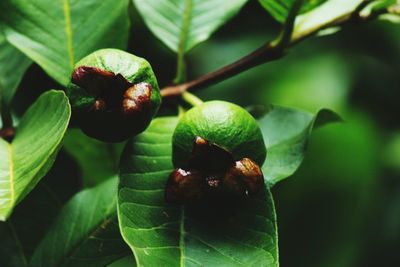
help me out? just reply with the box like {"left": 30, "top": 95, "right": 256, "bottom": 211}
{"left": 165, "top": 168, "right": 203, "bottom": 204}
{"left": 72, "top": 66, "right": 153, "bottom": 114}
{"left": 223, "top": 158, "right": 264, "bottom": 196}
{"left": 122, "top": 83, "right": 153, "bottom": 115}
{"left": 189, "top": 136, "right": 234, "bottom": 173}
{"left": 0, "top": 127, "right": 16, "bottom": 142}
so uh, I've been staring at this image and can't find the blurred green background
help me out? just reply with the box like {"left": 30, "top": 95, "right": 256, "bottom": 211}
{"left": 12, "top": 2, "right": 400, "bottom": 266}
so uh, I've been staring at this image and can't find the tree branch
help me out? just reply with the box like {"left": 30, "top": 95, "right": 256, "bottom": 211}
{"left": 161, "top": 43, "right": 283, "bottom": 97}
{"left": 161, "top": 1, "right": 388, "bottom": 99}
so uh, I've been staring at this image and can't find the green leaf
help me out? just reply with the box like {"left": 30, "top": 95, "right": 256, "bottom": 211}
{"left": 369, "top": 0, "right": 400, "bottom": 23}
{"left": 0, "top": 90, "right": 71, "bottom": 221}
{"left": 63, "top": 129, "right": 124, "bottom": 187}
{"left": 368, "top": 0, "right": 397, "bottom": 11}
{"left": 260, "top": 106, "right": 341, "bottom": 186}
{"left": 118, "top": 117, "right": 278, "bottom": 267}
{"left": 259, "top": 0, "right": 327, "bottom": 23}
{"left": 108, "top": 256, "right": 136, "bottom": 267}
{"left": 292, "top": 0, "right": 364, "bottom": 41}
{"left": 30, "top": 177, "right": 129, "bottom": 267}
{"left": 0, "top": 30, "right": 31, "bottom": 106}
{"left": 0, "top": 0, "right": 130, "bottom": 86}
{"left": 379, "top": 13, "right": 400, "bottom": 23}
{"left": 134, "top": 0, "right": 249, "bottom": 53}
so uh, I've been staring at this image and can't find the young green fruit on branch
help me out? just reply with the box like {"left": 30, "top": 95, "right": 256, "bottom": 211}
{"left": 166, "top": 101, "right": 267, "bottom": 204}
{"left": 66, "top": 49, "right": 161, "bottom": 142}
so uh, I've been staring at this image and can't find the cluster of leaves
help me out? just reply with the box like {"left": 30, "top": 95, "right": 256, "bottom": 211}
{"left": 0, "top": 0, "right": 398, "bottom": 266}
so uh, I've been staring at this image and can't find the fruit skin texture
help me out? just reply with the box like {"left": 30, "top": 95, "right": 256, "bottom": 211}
{"left": 66, "top": 48, "right": 161, "bottom": 142}
{"left": 172, "top": 101, "right": 266, "bottom": 169}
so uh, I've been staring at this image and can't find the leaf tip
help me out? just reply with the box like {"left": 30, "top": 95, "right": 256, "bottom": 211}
{"left": 314, "top": 109, "right": 343, "bottom": 129}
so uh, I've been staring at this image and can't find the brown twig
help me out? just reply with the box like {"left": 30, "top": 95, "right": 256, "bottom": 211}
{"left": 161, "top": 1, "right": 389, "bottom": 99}
{"left": 161, "top": 43, "right": 283, "bottom": 98}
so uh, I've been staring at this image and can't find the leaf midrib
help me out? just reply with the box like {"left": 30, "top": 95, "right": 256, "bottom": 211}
{"left": 62, "top": 0, "right": 74, "bottom": 68}
{"left": 0, "top": 139, "right": 15, "bottom": 221}
{"left": 7, "top": 142, "right": 15, "bottom": 214}
{"left": 178, "top": 0, "right": 193, "bottom": 54}
{"left": 179, "top": 206, "right": 185, "bottom": 267}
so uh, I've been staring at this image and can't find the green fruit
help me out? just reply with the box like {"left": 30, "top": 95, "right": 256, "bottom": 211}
{"left": 172, "top": 101, "right": 266, "bottom": 170}
{"left": 166, "top": 101, "right": 267, "bottom": 203}
{"left": 66, "top": 48, "right": 161, "bottom": 142}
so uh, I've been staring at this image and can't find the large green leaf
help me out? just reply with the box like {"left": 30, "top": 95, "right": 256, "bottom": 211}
{"left": 0, "top": 90, "right": 71, "bottom": 221}
{"left": 260, "top": 106, "right": 341, "bottom": 186}
{"left": 133, "top": 0, "right": 249, "bottom": 53}
{"left": 259, "top": 0, "right": 327, "bottom": 23}
{"left": 292, "top": 0, "right": 364, "bottom": 40}
{"left": 0, "top": 0, "right": 130, "bottom": 86}
{"left": 0, "top": 31, "right": 31, "bottom": 106}
{"left": 63, "top": 129, "right": 124, "bottom": 187}
{"left": 118, "top": 117, "right": 278, "bottom": 267}
{"left": 30, "top": 177, "right": 129, "bottom": 267}
{"left": 260, "top": 0, "right": 368, "bottom": 39}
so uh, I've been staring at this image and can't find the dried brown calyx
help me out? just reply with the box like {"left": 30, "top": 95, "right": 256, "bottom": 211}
{"left": 165, "top": 136, "right": 264, "bottom": 204}
{"left": 122, "top": 83, "right": 152, "bottom": 114}
{"left": 0, "top": 127, "right": 16, "bottom": 142}
{"left": 165, "top": 169, "right": 203, "bottom": 204}
{"left": 72, "top": 66, "right": 152, "bottom": 115}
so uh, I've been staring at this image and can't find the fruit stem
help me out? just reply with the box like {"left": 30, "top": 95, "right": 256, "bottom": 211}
{"left": 181, "top": 92, "right": 203, "bottom": 107}
{"left": 0, "top": 88, "right": 13, "bottom": 129}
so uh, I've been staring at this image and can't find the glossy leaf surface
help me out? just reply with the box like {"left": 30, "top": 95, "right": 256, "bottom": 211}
{"left": 260, "top": 106, "right": 341, "bottom": 186}
{"left": 134, "top": 0, "right": 249, "bottom": 53}
{"left": 118, "top": 117, "right": 278, "bottom": 267}
{"left": 0, "top": 0, "right": 130, "bottom": 86}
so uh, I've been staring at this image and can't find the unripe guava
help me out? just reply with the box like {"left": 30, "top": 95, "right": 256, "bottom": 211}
{"left": 172, "top": 101, "right": 266, "bottom": 169}
{"left": 66, "top": 49, "right": 161, "bottom": 142}
{"left": 165, "top": 101, "right": 266, "bottom": 204}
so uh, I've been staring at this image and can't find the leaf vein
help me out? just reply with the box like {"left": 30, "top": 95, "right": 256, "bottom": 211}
{"left": 62, "top": 0, "right": 74, "bottom": 68}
